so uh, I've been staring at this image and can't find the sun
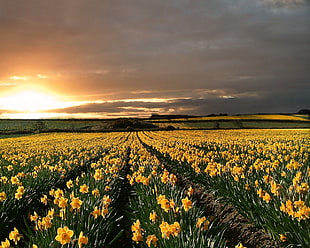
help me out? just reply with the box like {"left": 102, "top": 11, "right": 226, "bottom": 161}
{"left": 0, "top": 90, "right": 66, "bottom": 113}
{"left": 0, "top": 90, "right": 61, "bottom": 112}
{"left": 0, "top": 84, "right": 89, "bottom": 119}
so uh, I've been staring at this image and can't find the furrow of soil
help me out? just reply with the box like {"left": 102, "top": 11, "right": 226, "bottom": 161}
{"left": 109, "top": 146, "right": 133, "bottom": 248}
{"left": 139, "top": 138, "right": 281, "bottom": 248}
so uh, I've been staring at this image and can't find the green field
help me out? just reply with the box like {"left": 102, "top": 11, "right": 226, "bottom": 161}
{"left": 150, "top": 114, "right": 310, "bottom": 130}
{"left": 0, "top": 114, "right": 309, "bottom": 135}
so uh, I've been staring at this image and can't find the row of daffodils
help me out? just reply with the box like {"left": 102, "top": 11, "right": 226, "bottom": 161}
{"left": 139, "top": 129, "right": 310, "bottom": 247}
{"left": 127, "top": 133, "right": 227, "bottom": 248}
{"left": 0, "top": 129, "right": 309, "bottom": 247}
{"left": 0, "top": 132, "right": 132, "bottom": 247}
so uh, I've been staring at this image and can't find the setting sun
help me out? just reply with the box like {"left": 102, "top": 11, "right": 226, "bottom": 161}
{"left": 0, "top": 86, "right": 87, "bottom": 119}
{"left": 0, "top": 90, "right": 65, "bottom": 112}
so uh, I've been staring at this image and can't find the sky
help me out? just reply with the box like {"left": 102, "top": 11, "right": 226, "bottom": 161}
{"left": 0, "top": 0, "right": 309, "bottom": 119}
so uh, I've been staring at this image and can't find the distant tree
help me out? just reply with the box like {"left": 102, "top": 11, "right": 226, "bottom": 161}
{"left": 166, "top": 125, "right": 176, "bottom": 130}
{"left": 34, "top": 120, "right": 45, "bottom": 132}
{"left": 111, "top": 118, "right": 157, "bottom": 130}
{"left": 234, "top": 120, "right": 244, "bottom": 129}
{"left": 150, "top": 113, "right": 160, "bottom": 119}
{"left": 214, "top": 122, "right": 220, "bottom": 129}
{"left": 297, "top": 109, "right": 310, "bottom": 114}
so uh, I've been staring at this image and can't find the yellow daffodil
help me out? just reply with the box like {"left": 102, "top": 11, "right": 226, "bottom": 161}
{"left": 279, "top": 234, "right": 287, "bottom": 242}
{"left": 146, "top": 234, "right": 158, "bottom": 247}
{"left": 66, "top": 180, "right": 73, "bottom": 189}
{"left": 196, "top": 216, "right": 210, "bottom": 230}
{"left": 55, "top": 226, "right": 74, "bottom": 245}
{"left": 9, "top": 227, "right": 22, "bottom": 245}
{"left": 181, "top": 197, "right": 192, "bottom": 211}
{"left": 91, "top": 206, "right": 101, "bottom": 219}
{"left": 0, "top": 192, "right": 7, "bottom": 202}
{"left": 78, "top": 231, "right": 88, "bottom": 248}
{"left": 149, "top": 210, "right": 158, "bottom": 223}
{"left": 70, "top": 197, "right": 83, "bottom": 210}
{"left": 131, "top": 220, "right": 143, "bottom": 243}
{"left": 79, "top": 184, "right": 89, "bottom": 193}
{"left": 40, "top": 195, "right": 48, "bottom": 205}
{"left": 92, "top": 188, "right": 100, "bottom": 197}
{"left": 0, "top": 238, "right": 10, "bottom": 248}
{"left": 30, "top": 212, "right": 39, "bottom": 222}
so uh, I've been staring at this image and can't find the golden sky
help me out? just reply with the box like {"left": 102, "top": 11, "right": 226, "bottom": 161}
{"left": 0, "top": 0, "right": 309, "bottom": 118}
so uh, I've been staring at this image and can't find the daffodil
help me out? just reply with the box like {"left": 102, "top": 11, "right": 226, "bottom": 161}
{"left": 78, "top": 232, "right": 88, "bottom": 248}
{"left": 196, "top": 216, "right": 210, "bottom": 230}
{"left": 11, "top": 176, "right": 19, "bottom": 185}
{"left": 15, "top": 192, "right": 23, "bottom": 200}
{"left": 187, "top": 186, "right": 194, "bottom": 196}
{"left": 57, "top": 197, "right": 68, "bottom": 208}
{"left": 91, "top": 206, "right": 101, "bottom": 219}
{"left": 149, "top": 210, "right": 158, "bottom": 223}
{"left": 40, "top": 194, "right": 48, "bottom": 205}
{"left": 0, "top": 238, "right": 10, "bottom": 248}
{"left": 181, "top": 197, "right": 192, "bottom": 211}
{"left": 279, "top": 234, "right": 287, "bottom": 242}
{"left": 92, "top": 188, "right": 100, "bottom": 197}
{"left": 9, "top": 227, "right": 22, "bottom": 245}
{"left": 79, "top": 184, "right": 89, "bottom": 193}
{"left": 159, "top": 221, "right": 181, "bottom": 239}
{"left": 30, "top": 212, "right": 39, "bottom": 222}
{"left": 146, "top": 235, "right": 158, "bottom": 247}
{"left": 0, "top": 192, "right": 6, "bottom": 202}
{"left": 131, "top": 220, "right": 143, "bottom": 243}
{"left": 55, "top": 226, "right": 74, "bottom": 245}
{"left": 41, "top": 216, "right": 52, "bottom": 230}
{"left": 70, "top": 197, "right": 83, "bottom": 210}
{"left": 66, "top": 180, "right": 73, "bottom": 189}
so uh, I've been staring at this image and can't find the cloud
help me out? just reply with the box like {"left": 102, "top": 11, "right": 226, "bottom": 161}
{"left": 0, "top": 82, "right": 16, "bottom": 87}
{"left": 0, "top": 0, "right": 309, "bottom": 116}
{"left": 262, "top": 0, "right": 308, "bottom": 8}
{"left": 46, "top": 85, "right": 309, "bottom": 117}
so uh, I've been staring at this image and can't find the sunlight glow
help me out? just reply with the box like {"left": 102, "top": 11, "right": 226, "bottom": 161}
{"left": 0, "top": 90, "right": 67, "bottom": 112}
{"left": 37, "top": 74, "right": 48, "bottom": 79}
{"left": 0, "top": 86, "right": 90, "bottom": 119}
{"left": 9, "top": 76, "right": 29, "bottom": 81}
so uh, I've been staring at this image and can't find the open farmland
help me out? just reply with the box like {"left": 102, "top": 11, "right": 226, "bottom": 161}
{"left": 0, "top": 129, "right": 309, "bottom": 248}
{"left": 150, "top": 114, "right": 310, "bottom": 130}
{"left": 0, "top": 114, "right": 309, "bottom": 134}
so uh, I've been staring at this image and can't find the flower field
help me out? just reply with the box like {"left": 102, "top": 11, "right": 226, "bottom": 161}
{"left": 0, "top": 129, "right": 309, "bottom": 248}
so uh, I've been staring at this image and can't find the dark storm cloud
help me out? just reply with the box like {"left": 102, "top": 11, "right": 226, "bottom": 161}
{"left": 0, "top": 0, "right": 309, "bottom": 115}
{"left": 50, "top": 83, "right": 309, "bottom": 116}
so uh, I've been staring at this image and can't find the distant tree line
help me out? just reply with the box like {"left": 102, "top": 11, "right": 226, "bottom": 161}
{"left": 297, "top": 109, "right": 310, "bottom": 114}
{"left": 111, "top": 118, "right": 157, "bottom": 130}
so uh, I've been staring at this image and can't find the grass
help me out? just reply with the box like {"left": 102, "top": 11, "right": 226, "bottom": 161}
{"left": 150, "top": 114, "right": 310, "bottom": 130}
{"left": 0, "top": 114, "right": 309, "bottom": 134}
{"left": 152, "top": 114, "right": 309, "bottom": 122}
{"left": 242, "top": 121, "right": 310, "bottom": 129}
{"left": 0, "top": 119, "right": 105, "bottom": 131}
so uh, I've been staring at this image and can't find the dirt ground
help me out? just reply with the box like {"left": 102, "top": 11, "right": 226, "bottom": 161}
{"left": 164, "top": 162, "right": 282, "bottom": 248}
{"left": 192, "top": 186, "right": 281, "bottom": 248}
